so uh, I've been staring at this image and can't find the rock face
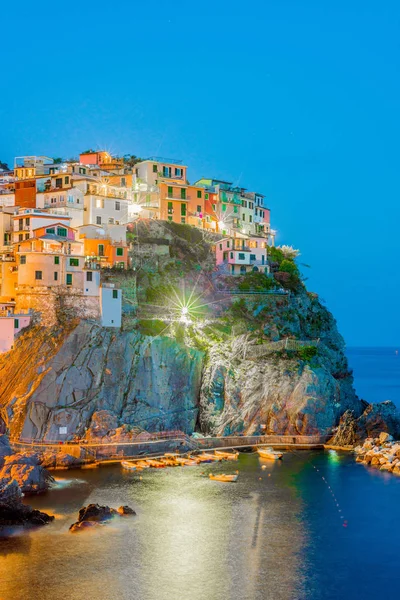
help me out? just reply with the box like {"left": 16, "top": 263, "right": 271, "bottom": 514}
{"left": 0, "top": 449, "right": 55, "bottom": 494}
{"left": 200, "top": 305, "right": 362, "bottom": 436}
{"left": 329, "top": 402, "right": 400, "bottom": 446}
{"left": 0, "top": 290, "right": 362, "bottom": 440}
{"left": 69, "top": 503, "right": 135, "bottom": 532}
{"left": 0, "top": 322, "right": 203, "bottom": 441}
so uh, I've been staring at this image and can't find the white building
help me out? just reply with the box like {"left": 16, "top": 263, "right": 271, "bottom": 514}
{"left": 100, "top": 284, "right": 122, "bottom": 327}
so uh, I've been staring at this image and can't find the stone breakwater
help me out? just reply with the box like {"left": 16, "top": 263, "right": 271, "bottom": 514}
{"left": 354, "top": 432, "right": 400, "bottom": 474}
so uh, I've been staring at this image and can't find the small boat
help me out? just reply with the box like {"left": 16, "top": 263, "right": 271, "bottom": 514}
{"left": 198, "top": 453, "right": 222, "bottom": 463}
{"left": 160, "top": 458, "right": 179, "bottom": 467}
{"left": 146, "top": 459, "right": 166, "bottom": 468}
{"left": 136, "top": 460, "right": 150, "bottom": 469}
{"left": 214, "top": 450, "right": 239, "bottom": 460}
{"left": 176, "top": 457, "right": 198, "bottom": 466}
{"left": 209, "top": 473, "right": 238, "bottom": 482}
{"left": 257, "top": 447, "right": 283, "bottom": 460}
{"left": 81, "top": 462, "right": 99, "bottom": 469}
{"left": 121, "top": 460, "right": 138, "bottom": 471}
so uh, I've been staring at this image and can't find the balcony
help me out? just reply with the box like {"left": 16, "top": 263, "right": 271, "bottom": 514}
{"left": 86, "top": 184, "right": 129, "bottom": 200}
{"left": 165, "top": 194, "right": 190, "bottom": 201}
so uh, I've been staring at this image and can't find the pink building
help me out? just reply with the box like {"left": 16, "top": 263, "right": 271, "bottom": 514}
{"left": 215, "top": 236, "right": 269, "bottom": 275}
{"left": 0, "top": 311, "right": 31, "bottom": 353}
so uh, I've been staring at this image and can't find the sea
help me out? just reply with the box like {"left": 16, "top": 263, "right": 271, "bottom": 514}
{"left": 346, "top": 347, "right": 400, "bottom": 407}
{"left": 0, "top": 348, "right": 400, "bottom": 600}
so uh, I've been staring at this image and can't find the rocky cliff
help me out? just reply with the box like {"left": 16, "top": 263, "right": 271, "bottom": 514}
{"left": 199, "top": 290, "right": 362, "bottom": 436}
{"left": 0, "top": 322, "right": 203, "bottom": 441}
{"left": 0, "top": 288, "right": 365, "bottom": 441}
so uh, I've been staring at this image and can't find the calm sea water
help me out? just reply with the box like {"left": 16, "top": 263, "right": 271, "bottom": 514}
{"left": 2, "top": 452, "right": 400, "bottom": 600}
{"left": 346, "top": 347, "right": 400, "bottom": 406}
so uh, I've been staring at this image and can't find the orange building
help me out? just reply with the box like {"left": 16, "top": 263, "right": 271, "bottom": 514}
{"left": 159, "top": 182, "right": 205, "bottom": 227}
{"left": 14, "top": 179, "right": 36, "bottom": 208}
{"left": 78, "top": 225, "right": 129, "bottom": 269}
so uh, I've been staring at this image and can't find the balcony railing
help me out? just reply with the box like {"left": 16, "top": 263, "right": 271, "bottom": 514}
{"left": 165, "top": 194, "right": 190, "bottom": 201}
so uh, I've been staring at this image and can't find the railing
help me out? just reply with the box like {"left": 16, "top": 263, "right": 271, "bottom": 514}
{"left": 165, "top": 194, "right": 190, "bottom": 201}
{"left": 215, "top": 288, "right": 289, "bottom": 295}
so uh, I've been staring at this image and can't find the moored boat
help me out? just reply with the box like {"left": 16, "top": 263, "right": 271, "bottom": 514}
{"left": 146, "top": 459, "right": 166, "bottom": 468}
{"left": 121, "top": 460, "right": 138, "bottom": 470}
{"left": 197, "top": 453, "right": 222, "bottom": 463}
{"left": 209, "top": 473, "right": 239, "bottom": 482}
{"left": 257, "top": 447, "right": 283, "bottom": 460}
{"left": 81, "top": 462, "right": 99, "bottom": 469}
{"left": 136, "top": 460, "right": 150, "bottom": 469}
{"left": 214, "top": 450, "right": 239, "bottom": 460}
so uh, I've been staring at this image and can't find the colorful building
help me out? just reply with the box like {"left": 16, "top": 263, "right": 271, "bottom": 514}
{"left": 215, "top": 235, "right": 269, "bottom": 275}
{"left": 78, "top": 224, "right": 129, "bottom": 269}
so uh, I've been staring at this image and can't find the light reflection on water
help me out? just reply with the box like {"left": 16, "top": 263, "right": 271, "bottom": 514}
{"left": 3, "top": 451, "right": 400, "bottom": 600}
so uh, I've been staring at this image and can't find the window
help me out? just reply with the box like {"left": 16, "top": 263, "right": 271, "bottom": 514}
{"left": 250, "top": 254, "right": 256, "bottom": 261}
{"left": 46, "top": 227, "right": 55, "bottom": 234}
{"left": 25, "top": 234, "right": 29, "bottom": 240}
{"left": 25, "top": 218, "right": 30, "bottom": 226}
{"left": 98, "top": 244, "right": 104, "bottom": 256}
{"left": 167, "top": 202, "right": 173, "bottom": 215}
{"left": 69, "top": 258, "right": 79, "bottom": 266}
{"left": 121, "top": 177, "right": 126, "bottom": 186}
{"left": 54, "top": 272, "right": 58, "bottom": 281}
{"left": 96, "top": 198, "right": 104, "bottom": 209}
{"left": 181, "top": 204, "right": 186, "bottom": 216}
{"left": 115, "top": 201, "right": 120, "bottom": 211}
{"left": 55, "top": 177, "right": 62, "bottom": 188}
{"left": 197, "top": 190, "right": 202, "bottom": 198}
{"left": 57, "top": 227, "right": 67, "bottom": 237}
{"left": 212, "top": 204, "right": 216, "bottom": 211}
{"left": 113, "top": 290, "right": 118, "bottom": 299}
{"left": 68, "top": 195, "right": 74, "bottom": 203}
{"left": 35, "top": 270, "right": 42, "bottom": 280}
{"left": 175, "top": 168, "right": 182, "bottom": 177}
{"left": 243, "top": 201, "right": 247, "bottom": 208}
{"left": 181, "top": 217, "right": 186, "bottom": 224}
{"left": 249, "top": 215, "right": 252, "bottom": 223}
{"left": 108, "top": 218, "right": 115, "bottom": 224}
{"left": 19, "top": 220, "right": 23, "bottom": 231}
{"left": 222, "top": 204, "right": 227, "bottom": 212}
{"left": 66, "top": 274, "right": 72, "bottom": 286}
{"left": 230, "top": 252, "right": 233, "bottom": 259}
{"left": 86, "top": 271, "right": 93, "bottom": 282}
{"left": 180, "top": 188, "right": 186, "bottom": 200}
{"left": 233, "top": 206, "right": 238, "bottom": 214}
{"left": 205, "top": 193, "right": 209, "bottom": 199}
{"left": 65, "top": 176, "right": 69, "bottom": 185}
{"left": 153, "top": 164, "right": 158, "bottom": 173}
{"left": 238, "top": 253, "right": 245, "bottom": 260}
{"left": 240, "top": 266, "right": 246, "bottom": 274}
{"left": 219, "top": 244, "right": 222, "bottom": 250}
{"left": 54, "top": 256, "right": 59, "bottom": 265}
{"left": 96, "top": 216, "right": 102, "bottom": 225}
{"left": 19, "top": 234, "right": 23, "bottom": 242}
{"left": 168, "top": 186, "right": 173, "bottom": 197}
{"left": 168, "top": 216, "right": 173, "bottom": 222}
{"left": 20, "top": 255, "right": 26, "bottom": 264}
{"left": 242, "top": 214, "right": 246, "bottom": 221}
{"left": 14, "top": 319, "right": 19, "bottom": 329}
{"left": 227, "top": 241, "right": 230, "bottom": 248}
{"left": 197, "top": 205, "right": 202, "bottom": 213}
{"left": 163, "top": 166, "right": 171, "bottom": 177}
{"left": 116, "top": 247, "right": 123, "bottom": 256}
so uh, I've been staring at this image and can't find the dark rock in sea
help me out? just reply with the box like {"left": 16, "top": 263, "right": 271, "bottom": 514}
{"left": 117, "top": 505, "right": 136, "bottom": 516}
{"left": 40, "top": 451, "right": 86, "bottom": 469}
{"left": 78, "top": 503, "right": 118, "bottom": 523}
{"left": 69, "top": 502, "right": 136, "bottom": 532}
{"left": 0, "top": 480, "right": 54, "bottom": 532}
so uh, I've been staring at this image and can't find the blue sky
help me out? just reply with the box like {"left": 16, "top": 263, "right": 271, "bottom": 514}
{"left": 1, "top": 0, "right": 399, "bottom": 346}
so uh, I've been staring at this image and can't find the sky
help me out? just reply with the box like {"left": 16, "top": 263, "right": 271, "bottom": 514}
{"left": 1, "top": 0, "right": 399, "bottom": 346}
